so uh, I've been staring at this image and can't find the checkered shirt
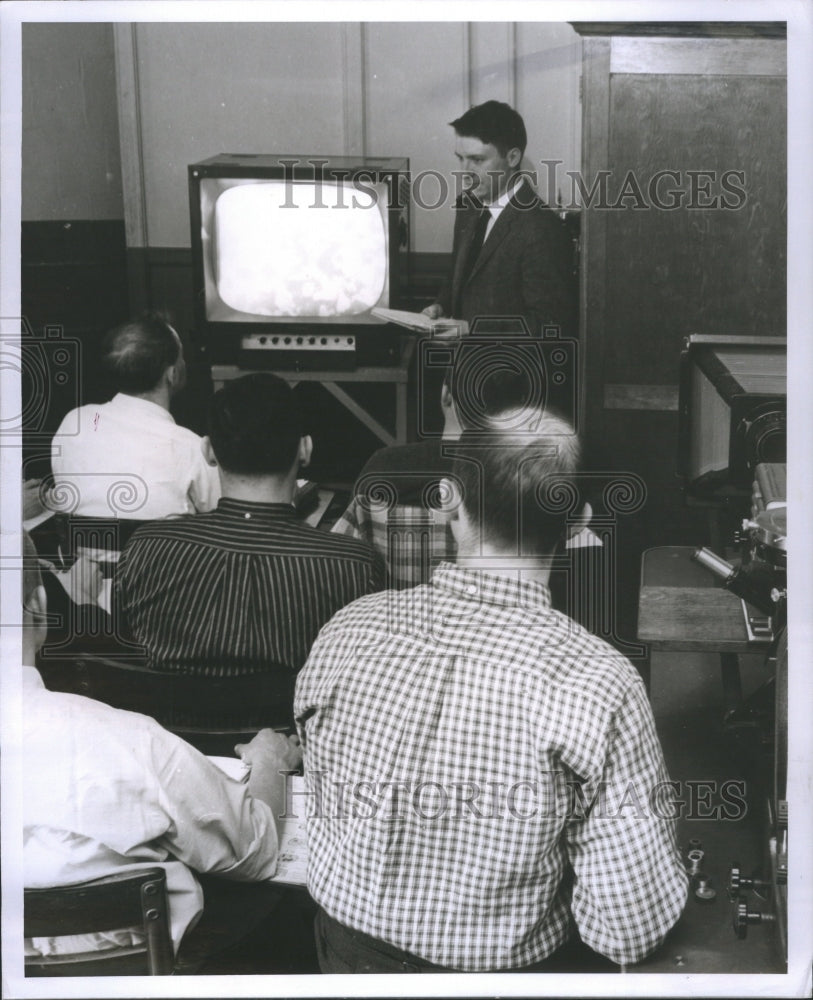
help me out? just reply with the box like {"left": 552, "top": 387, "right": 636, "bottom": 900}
{"left": 295, "top": 562, "right": 688, "bottom": 970}
{"left": 332, "top": 491, "right": 454, "bottom": 590}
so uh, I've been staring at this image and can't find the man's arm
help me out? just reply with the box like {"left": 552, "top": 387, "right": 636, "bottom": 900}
{"left": 519, "top": 209, "right": 576, "bottom": 338}
{"left": 189, "top": 443, "right": 221, "bottom": 513}
{"left": 564, "top": 680, "right": 688, "bottom": 965}
{"left": 151, "top": 727, "right": 301, "bottom": 883}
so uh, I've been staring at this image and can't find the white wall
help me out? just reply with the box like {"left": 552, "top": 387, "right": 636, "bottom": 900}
{"left": 22, "top": 23, "right": 123, "bottom": 221}
{"left": 116, "top": 21, "right": 582, "bottom": 253}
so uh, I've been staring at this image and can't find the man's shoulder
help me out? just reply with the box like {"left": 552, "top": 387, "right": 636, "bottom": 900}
{"left": 123, "top": 512, "right": 211, "bottom": 552}
{"left": 358, "top": 439, "right": 447, "bottom": 479}
{"left": 290, "top": 519, "right": 381, "bottom": 565}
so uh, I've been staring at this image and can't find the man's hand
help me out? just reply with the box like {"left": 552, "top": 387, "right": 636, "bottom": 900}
{"left": 422, "top": 303, "right": 444, "bottom": 320}
{"left": 236, "top": 730, "right": 302, "bottom": 773}
{"left": 235, "top": 730, "right": 303, "bottom": 815}
{"left": 56, "top": 553, "right": 104, "bottom": 606}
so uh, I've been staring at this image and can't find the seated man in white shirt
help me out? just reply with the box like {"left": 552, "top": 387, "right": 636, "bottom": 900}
{"left": 50, "top": 312, "right": 220, "bottom": 524}
{"left": 20, "top": 533, "right": 301, "bottom": 969}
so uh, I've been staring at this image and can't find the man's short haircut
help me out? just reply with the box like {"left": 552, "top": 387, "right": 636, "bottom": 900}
{"left": 101, "top": 312, "right": 180, "bottom": 395}
{"left": 452, "top": 410, "right": 581, "bottom": 555}
{"left": 22, "top": 532, "right": 43, "bottom": 605}
{"left": 450, "top": 101, "right": 528, "bottom": 157}
{"left": 208, "top": 372, "right": 302, "bottom": 476}
{"left": 444, "top": 337, "right": 547, "bottom": 430}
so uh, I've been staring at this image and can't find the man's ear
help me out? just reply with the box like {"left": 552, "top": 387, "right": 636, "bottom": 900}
{"left": 566, "top": 501, "right": 593, "bottom": 540}
{"left": 439, "top": 477, "right": 462, "bottom": 516}
{"left": 201, "top": 436, "right": 219, "bottom": 468}
{"left": 440, "top": 381, "right": 453, "bottom": 412}
{"left": 507, "top": 147, "right": 522, "bottom": 169}
{"left": 25, "top": 583, "right": 48, "bottom": 622}
{"left": 298, "top": 435, "right": 313, "bottom": 470}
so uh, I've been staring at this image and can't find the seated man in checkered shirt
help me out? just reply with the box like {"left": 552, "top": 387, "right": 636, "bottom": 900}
{"left": 295, "top": 408, "right": 687, "bottom": 973}
{"left": 331, "top": 337, "right": 605, "bottom": 634}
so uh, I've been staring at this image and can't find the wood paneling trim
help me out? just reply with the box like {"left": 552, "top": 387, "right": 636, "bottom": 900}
{"left": 579, "top": 36, "right": 611, "bottom": 440}
{"left": 572, "top": 22, "right": 786, "bottom": 39}
{"left": 342, "top": 24, "right": 365, "bottom": 157}
{"left": 604, "top": 384, "right": 680, "bottom": 411}
{"left": 610, "top": 36, "right": 786, "bottom": 76}
{"left": 113, "top": 24, "right": 148, "bottom": 249}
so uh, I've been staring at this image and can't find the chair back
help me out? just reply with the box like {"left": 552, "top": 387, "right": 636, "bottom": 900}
{"left": 37, "top": 654, "right": 296, "bottom": 754}
{"left": 25, "top": 868, "right": 174, "bottom": 976}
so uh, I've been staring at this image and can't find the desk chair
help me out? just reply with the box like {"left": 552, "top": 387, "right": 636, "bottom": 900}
{"left": 36, "top": 655, "right": 296, "bottom": 755}
{"left": 25, "top": 868, "right": 174, "bottom": 976}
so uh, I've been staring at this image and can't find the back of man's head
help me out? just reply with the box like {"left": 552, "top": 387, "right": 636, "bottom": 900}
{"left": 452, "top": 409, "right": 580, "bottom": 556}
{"left": 208, "top": 372, "right": 303, "bottom": 477}
{"left": 450, "top": 100, "right": 527, "bottom": 157}
{"left": 444, "top": 337, "right": 548, "bottom": 432}
{"left": 101, "top": 312, "right": 180, "bottom": 395}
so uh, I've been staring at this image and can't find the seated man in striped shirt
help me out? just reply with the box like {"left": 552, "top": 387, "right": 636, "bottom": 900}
{"left": 115, "top": 373, "right": 383, "bottom": 676}
{"left": 296, "top": 409, "right": 687, "bottom": 972}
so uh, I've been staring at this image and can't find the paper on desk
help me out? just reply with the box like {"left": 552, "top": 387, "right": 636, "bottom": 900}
{"left": 372, "top": 307, "right": 467, "bottom": 337}
{"left": 207, "top": 759, "right": 308, "bottom": 886}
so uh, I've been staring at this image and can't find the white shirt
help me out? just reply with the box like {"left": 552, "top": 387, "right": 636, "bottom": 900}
{"left": 51, "top": 393, "right": 220, "bottom": 519}
{"left": 483, "top": 177, "right": 525, "bottom": 240}
{"left": 22, "top": 665, "right": 279, "bottom": 955}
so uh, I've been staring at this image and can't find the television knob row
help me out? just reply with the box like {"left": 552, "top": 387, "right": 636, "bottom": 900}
{"left": 252, "top": 335, "right": 355, "bottom": 348}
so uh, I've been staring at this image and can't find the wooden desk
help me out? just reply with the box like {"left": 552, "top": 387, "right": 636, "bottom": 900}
{"left": 638, "top": 546, "right": 760, "bottom": 654}
{"left": 211, "top": 337, "right": 415, "bottom": 449}
{"left": 638, "top": 545, "right": 770, "bottom": 711}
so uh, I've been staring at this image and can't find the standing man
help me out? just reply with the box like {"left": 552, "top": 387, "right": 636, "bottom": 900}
{"left": 295, "top": 410, "right": 687, "bottom": 973}
{"left": 423, "top": 100, "right": 576, "bottom": 338}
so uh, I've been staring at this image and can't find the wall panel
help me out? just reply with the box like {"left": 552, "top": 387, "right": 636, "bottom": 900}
{"left": 134, "top": 22, "right": 347, "bottom": 247}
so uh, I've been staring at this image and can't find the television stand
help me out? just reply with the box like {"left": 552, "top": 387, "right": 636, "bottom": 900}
{"left": 211, "top": 335, "right": 415, "bottom": 448}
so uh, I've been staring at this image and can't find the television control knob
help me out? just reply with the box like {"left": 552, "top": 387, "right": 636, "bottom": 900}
{"left": 296, "top": 336, "right": 303, "bottom": 345}
{"left": 308, "top": 337, "right": 315, "bottom": 345}
{"left": 284, "top": 337, "right": 292, "bottom": 345}
{"left": 259, "top": 336, "right": 267, "bottom": 345}
{"left": 271, "top": 336, "right": 279, "bottom": 345}
{"left": 728, "top": 864, "right": 767, "bottom": 898}
{"left": 733, "top": 901, "right": 775, "bottom": 939}
{"left": 320, "top": 337, "right": 327, "bottom": 345}
{"left": 348, "top": 337, "right": 355, "bottom": 345}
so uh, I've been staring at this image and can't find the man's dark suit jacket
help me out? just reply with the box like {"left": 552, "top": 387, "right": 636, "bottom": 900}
{"left": 437, "top": 180, "right": 577, "bottom": 337}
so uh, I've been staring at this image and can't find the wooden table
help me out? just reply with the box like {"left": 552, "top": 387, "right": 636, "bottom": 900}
{"left": 638, "top": 545, "right": 758, "bottom": 654}
{"left": 211, "top": 337, "right": 415, "bottom": 449}
{"left": 638, "top": 545, "right": 770, "bottom": 712}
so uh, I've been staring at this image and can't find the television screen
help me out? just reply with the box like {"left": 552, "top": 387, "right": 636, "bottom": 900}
{"left": 200, "top": 178, "right": 390, "bottom": 325}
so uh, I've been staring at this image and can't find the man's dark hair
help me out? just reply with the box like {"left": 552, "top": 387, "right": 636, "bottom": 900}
{"left": 452, "top": 410, "right": 581, "bottom": 555}
{"left": 444, "top": 336, "right": 546, "bottom": 430}
{"left": 208, "top": 372, "right": 303, "bottom": 476}
{"left": 101, "top": 312, "right": 180, "bottom": 395}
{"left": 450, "top": 101, "right": 528, "bottom": 157}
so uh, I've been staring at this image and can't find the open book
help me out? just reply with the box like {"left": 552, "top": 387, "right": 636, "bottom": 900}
{"left": 372, "top": 307, "right": 467, "bottom": 337}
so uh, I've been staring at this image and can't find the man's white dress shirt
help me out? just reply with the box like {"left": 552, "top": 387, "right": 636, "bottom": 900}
{"left": 51, "top": 393, "right": 220, "bottom": 519}
{"left": 22, "top": 665, "right": 278, "bottom": 956}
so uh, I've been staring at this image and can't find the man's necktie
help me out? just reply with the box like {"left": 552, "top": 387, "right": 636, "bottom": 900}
{"left": 461, "top": 206, "right": 490, "bottom": 289}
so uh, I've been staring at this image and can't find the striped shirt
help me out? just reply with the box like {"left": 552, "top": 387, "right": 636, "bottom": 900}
{"left": 115, "top": 498, "right": 383, "bottom": 675}
{"left": 295, "top": 563, "right": 687, "bottom": 970}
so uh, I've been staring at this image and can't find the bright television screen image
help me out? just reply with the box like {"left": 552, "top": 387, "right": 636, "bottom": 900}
{"left": 200, "top": 177, "right": 391, "bottom": 325}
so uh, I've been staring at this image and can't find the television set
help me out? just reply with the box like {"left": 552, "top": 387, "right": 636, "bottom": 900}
{"left": 188, "top": 154, "right": 410, "bottom": 370}
{"left": 678, "top": 333, "right": 786, "bottom": 496}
